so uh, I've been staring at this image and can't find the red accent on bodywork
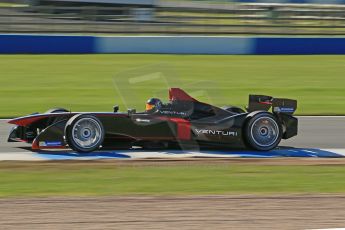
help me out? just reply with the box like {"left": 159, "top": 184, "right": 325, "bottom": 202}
{"left": 9, "top": 113, "right": 127, "bottom": 127}
{"left": 169, "top": 88, "right": 198, "bottom": 102}
{"left": 11, "top": 138, "right": 28, "bottom": 143}
{"left": 159, "top": 117, "right": 191, "bottom": 140}
{"left": 32, "top": 139, "right": 39, "bottom": 150}
{"left": 174, "top": 119, "right": 191, "bottom": 140}
{"left": 9, "top": 114, "right": 51, "bottom": 126}
{"left": 259, "top": 101, "right": 272, "bottom": 105}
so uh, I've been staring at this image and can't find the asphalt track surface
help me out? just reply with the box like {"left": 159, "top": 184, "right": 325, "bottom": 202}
{"left": 1, "top": 116, "right": 345, "bottom": 153}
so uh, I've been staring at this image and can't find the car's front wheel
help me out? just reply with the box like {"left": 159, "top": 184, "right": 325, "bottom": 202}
{"left": 65, "top": 114, "right": 105, "bottom": 153}
{"left": 244, "top": 113, "right": 282, "bottom": 151}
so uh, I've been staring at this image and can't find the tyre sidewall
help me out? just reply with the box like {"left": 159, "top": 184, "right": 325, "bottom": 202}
{"left": 65, "top": 114, "right": 105, "bottom": 153}
{"left": 244, "top": 112, "right": 282, "bottom": 151}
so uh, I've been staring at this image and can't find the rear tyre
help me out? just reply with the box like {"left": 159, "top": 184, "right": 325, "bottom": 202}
{"left": 45, "top": 108, "right": 69, "bottom": 113}
{"left": 65, "top": 114, "right": 105, "bottom": 153}
{"left": 244, "top": 113, "right": 282, "bottom": 151}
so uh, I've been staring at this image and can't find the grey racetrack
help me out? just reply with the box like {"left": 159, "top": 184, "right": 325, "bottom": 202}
{"left": 1, "top": 116, "right": 344, "bottom": 153}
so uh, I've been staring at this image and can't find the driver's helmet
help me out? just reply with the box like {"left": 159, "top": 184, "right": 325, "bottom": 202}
{"left": 146, "top": 98, "right": 162, "bottom": 111}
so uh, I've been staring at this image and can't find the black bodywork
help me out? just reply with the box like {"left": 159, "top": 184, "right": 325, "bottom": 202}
{"left": 8, "top": 88, "right": 298, "bottom": 151}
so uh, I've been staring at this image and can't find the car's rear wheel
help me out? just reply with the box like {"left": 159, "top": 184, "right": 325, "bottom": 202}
{"left": 65, "top": 114, "right": 104, "bottom": 153}
{"left": 244, "top": 113, "right": 282, "bottom": 151}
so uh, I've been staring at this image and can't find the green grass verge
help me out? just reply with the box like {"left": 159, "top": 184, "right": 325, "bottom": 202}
{"left": 0, "top": 2, "right": 27, "bottom": 7}
{"left": 1, "top": 54, "right": 345, "bottom": 117}
{"left": 1, "top": 163, "right": 345, "bottom": 197}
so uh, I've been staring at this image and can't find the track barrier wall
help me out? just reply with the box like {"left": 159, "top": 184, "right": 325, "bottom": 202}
{"left": 235, "top": 0, "right": 345, "bottom": 4}
{"left": 1, "top": 34, "right": 345, "bottom": 54}
{"left": 0, "top": 35, "right": 95, "bottom": 54}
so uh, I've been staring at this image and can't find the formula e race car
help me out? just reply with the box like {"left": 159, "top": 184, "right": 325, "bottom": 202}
{"left": 8, "top": 88, "right": 298, "bottom": 153}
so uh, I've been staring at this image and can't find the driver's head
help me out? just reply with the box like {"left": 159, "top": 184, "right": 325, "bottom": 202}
{"left": 146, "top": 98, "right": 162, "bottom": 111}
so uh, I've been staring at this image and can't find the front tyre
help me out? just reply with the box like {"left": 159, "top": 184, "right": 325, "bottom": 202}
{"left": 65, "top": 114, "right": 105, "bottom": 153}
{"left": 244, "top": 113, "right": 282, "bottom": 151}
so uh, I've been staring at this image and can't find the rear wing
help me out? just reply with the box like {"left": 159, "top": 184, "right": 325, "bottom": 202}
{"left": 247, "top": 95, "right": 297, "bottom": 115}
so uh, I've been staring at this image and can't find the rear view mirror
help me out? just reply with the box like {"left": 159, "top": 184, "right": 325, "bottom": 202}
{"left": 113, "top": 105, "right": 119, "bottom": 113}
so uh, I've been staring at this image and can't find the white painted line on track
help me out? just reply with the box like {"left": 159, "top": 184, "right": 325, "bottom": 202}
{"left": 311, "top": 228, "right": 345, "bottom": 230}
{"left": 0, "top": 152, "right": 44, "bottom": 161}
{"left": 324, "top": 149, "right": 345, "bottom": 156}
{"left": 121, "top": 151, "right": 242, "bottom": 159}
{"left": 1, "top": 148, "right": 345, "bottom": 161}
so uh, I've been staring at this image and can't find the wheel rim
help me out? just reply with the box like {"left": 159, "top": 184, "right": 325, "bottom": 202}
{"left": 250, "top": 116, "right": 279, "bottom": 148}
{"left": 71, "top": 118, "right": 102, "bottom": 149}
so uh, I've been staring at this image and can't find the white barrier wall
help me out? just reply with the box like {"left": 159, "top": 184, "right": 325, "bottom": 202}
{"left": 95, "top": 36, "right": 254, "bottom": 54}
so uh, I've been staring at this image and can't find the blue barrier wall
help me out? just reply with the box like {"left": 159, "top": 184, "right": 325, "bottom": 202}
{"left": 255, "top": 37, "right": 345, "bottom": 54}
{"left": 236, "top": 0, "right": 345, "bottom": 4}
{"left": 0, "top": 34, "right": 95, "bottom": 54}
{"left": 2, "top": 34, "right": 345, "bottom": 54}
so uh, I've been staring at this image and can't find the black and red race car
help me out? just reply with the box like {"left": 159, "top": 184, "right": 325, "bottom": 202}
{"left": 8, "top": 88, "right": 298, "bottom": 153}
